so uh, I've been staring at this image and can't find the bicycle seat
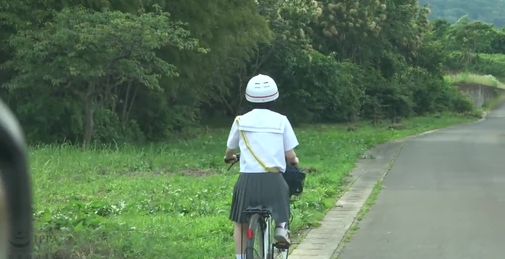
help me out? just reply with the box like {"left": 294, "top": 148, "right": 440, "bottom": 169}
{"left": 243, "top": 205, "right": 273, "bottom": 215}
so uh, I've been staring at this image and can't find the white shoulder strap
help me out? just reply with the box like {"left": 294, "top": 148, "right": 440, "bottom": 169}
{"left": 235, "top": 116, "right": 279, "bottom": 173}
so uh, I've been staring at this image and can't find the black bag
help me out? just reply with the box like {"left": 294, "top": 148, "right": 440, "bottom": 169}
{"left": 283, "top": 164, "right": 306, "bottom": 196}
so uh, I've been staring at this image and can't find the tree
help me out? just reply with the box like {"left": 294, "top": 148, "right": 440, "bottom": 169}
{"left": 0, "top": 0, "right": 484, "bottom": 146}
{"left": 229, "top": 0, "right": 320, "bottom": 113}
{"left": 2, "top": 6, "right": 204, "bottom": 146}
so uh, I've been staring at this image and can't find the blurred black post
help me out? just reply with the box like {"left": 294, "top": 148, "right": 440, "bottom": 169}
{"left": 0, "top": 98, "right": 33, "bottom": 259}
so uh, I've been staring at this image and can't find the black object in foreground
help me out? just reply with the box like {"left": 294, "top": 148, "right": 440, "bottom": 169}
{"left": 0, "top": 98, "right": 33, "bottom": 259}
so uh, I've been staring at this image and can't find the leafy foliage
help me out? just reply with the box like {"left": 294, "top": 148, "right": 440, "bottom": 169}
{"left": 2, "top": 6, "right": 203, "bottom": 145}
{"left": 0, "top": 0, "right": 497, "bottom": 145}
{"left": 431, "top": 16, "right": 505, "bottom": 80}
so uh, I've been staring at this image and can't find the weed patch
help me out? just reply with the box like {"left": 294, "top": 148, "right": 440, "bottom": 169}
{"left": 483, "top": 94, "right": 505, "bottom": 111}
{"left": 445, "top": 73, "right": 505, "bottom": 89}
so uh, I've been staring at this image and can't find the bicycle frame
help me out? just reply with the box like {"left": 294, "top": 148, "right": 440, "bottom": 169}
{"left": 261, "top": 214, "right": 272, "bottom": 258}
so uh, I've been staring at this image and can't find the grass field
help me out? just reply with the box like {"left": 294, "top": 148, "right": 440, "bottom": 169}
{"left": 32, "top": 114, "right": 478, "bottom": 259}
{"left": 444, "top": 73, "right": 505, "bottom": 89}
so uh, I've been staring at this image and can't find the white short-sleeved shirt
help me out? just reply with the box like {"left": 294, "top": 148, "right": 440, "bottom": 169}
{"left": 226, "top": 109, "right": 299, "bottom": 173}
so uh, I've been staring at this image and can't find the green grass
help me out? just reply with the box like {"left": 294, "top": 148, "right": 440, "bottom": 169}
{"left": 483, "top": 94, "right": 505, "bottom": 111}
{"left": 355, "top": 180, "right": 383, "bottom": 222}
{"left": 31, "top": 114, "right": 477, "bottom": 259}
{"left": 444, "top": 73, "right": 505, "bottom": 89}
{"left": 342, "top": 179, "right": 383, "bottom": 243}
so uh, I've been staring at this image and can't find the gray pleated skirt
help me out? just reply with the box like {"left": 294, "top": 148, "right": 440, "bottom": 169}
{"left": 229, "top": 172, "right": 290, "bottom": 224}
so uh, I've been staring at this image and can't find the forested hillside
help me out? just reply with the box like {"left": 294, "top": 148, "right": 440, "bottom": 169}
{"left": 419, "top": 0, "right": 505, "bottom": 27}
{"left": 0, "top": 0, "right": 503, "bottom": 147}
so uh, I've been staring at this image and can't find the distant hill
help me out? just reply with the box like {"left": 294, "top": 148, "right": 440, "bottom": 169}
{"left": 419, "top": 0, "right": 505, "bottom": 27}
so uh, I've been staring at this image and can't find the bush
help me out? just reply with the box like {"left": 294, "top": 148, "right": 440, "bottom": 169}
{"left": 93, "top": 108, "right": 145, "bottom": 144}
{"left": 446, "top": 51, "right": 505, "bottom": 80}
{"left": 471, "top": 53, "right": 505, "bottom": 79}
{"left": 438, "top": 81, "right": 475, "bottom": 113}
{"left": 409, "top": 68, "right": 445, "bottom": 115}
{"left": 274, "top": 50, "right": 364, "bottom": 124}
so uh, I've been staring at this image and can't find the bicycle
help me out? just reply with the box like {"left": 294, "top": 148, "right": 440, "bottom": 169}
{"left": 225, "top": 154, "right": 306, "bottom": 259}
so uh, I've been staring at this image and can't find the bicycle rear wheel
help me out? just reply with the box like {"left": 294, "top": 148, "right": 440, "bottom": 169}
{"left": 245, "top": 214, "right": 269, "bottom": 259}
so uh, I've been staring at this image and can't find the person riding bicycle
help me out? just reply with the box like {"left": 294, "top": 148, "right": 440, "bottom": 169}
{"left": 224, "top": 74, "right": 300, "bottom": 259}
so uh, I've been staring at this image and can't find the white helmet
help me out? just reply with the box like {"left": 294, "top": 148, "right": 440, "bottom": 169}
{"left": 245, "top": 74, "right": 279, "bottom": 103}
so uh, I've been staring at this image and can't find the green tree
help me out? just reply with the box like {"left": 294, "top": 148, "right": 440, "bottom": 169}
{"left": 231, "top": 0, "right": 320, "bottom": 113}
{"left": 445, "top": 17, "right": 497, "bottom": 54}
{"left": 2, "top": 6, "right": 204, "bottom": 146}
{"left": 0, "top": 0, "right": 484, "bottom": 146}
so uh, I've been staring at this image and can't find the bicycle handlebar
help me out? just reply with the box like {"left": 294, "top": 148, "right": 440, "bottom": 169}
{"left": 224, "top": 153, "right": 241, "bottom": 164}
{"left": 224, "top": 153, "right": 240, "bottom": 171}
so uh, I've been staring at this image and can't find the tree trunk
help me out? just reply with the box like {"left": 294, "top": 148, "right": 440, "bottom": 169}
{"left": 121, "top": 82, "right": 132, "bottom": 125}
{"left": 349, "top": 110, "right": 358, "bottom": 123}
{"left": 125, "top": 84, "right": 139, "bottom": 127}
{"left": 71, "top": 84, "right": 96, "bottom": 147}
{"left": 82, "top": 98, "right": 94, "bottom": 147}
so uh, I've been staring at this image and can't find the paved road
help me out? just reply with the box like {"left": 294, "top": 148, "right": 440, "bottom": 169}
{"left": 338, "top": 104, "right": 505, "bottom": 259}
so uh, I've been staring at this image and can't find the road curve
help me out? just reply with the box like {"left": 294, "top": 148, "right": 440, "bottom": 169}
{"left": 338, "top": 103, "right": 505, "bottom": 259}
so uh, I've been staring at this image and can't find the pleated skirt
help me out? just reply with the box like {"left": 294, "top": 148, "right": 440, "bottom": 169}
{"left": 229, "top": 172, "right": 290, "bottom": 224}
